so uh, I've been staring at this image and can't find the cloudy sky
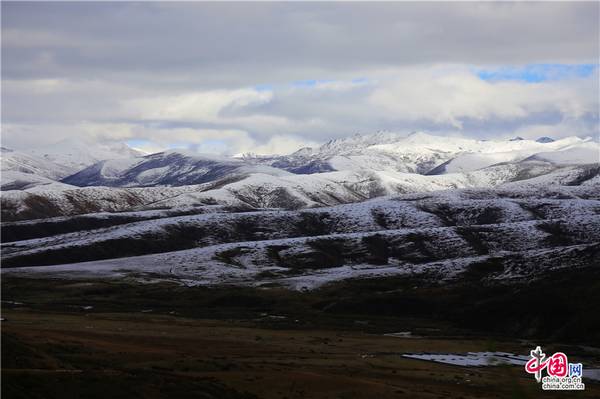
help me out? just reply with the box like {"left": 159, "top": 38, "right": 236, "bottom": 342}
{"left": 2, "top": 1, "right": 599, "bottom": 155}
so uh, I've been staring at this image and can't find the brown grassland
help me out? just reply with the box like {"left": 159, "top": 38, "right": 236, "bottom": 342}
{"left": 2, "top": 276, "right": 599, "bottom": 398}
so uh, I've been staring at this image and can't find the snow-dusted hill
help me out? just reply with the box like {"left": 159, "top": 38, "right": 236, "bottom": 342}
{"left": 1, "top": 171, "right": 75, "bottom": 191}
{"left": 1, "top": 147, "right": 75, "bottom": 181}
{"left": 2, "top": 180, "right": 599, "bottom": 290}
{"left": 3, "top": 162, "right": 597, "bottom": 222}
{"left": 1, "top": 139, "right": 144, "bottom": 190}
{"left": 26, "top": 138, "right": 143, "bottom": 171}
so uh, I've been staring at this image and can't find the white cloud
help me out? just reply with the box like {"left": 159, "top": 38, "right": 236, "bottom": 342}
{"left": 242, "top": 135, "right": 320, "bottom": 156}
{"left": 2, "top": 67, "right": 597, "bottom": 154}
{"left": 368, "top": 66, "right": 598, "bottom": 129}
{"left": 123, "top": 89, "right": 273, "bottom": 121}
{"left": 512, "top": 119, "right": 600, "bottom": 141}
{"left": 2, "top": 2, "right": 597, "bottom": 153}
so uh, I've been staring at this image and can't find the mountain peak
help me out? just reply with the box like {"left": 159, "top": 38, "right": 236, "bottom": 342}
{"left": 290, "top": 147, "right": 315, "bottom": 157}
{"left": 509, "top": 136, "right": 525, "bottom": 141}
{"left": 536, "top": 136, "right": 555, "bottom": 143}
{"left": 319, "top": 131, "right": 412, "bottom": 153}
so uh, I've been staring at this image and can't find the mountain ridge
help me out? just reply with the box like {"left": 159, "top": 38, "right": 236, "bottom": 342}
{"left": 2, "top": 132, "right": 597, "bottom": 220}
{"left": 56, "top": 133, "right": 597, "bottom": 188}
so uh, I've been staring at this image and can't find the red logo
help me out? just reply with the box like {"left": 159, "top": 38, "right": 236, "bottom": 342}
{"left": 546, "top": 352, "right": 568, "bottom": 377}
{"left": 525, "top": 346, "right": 582, "bottom": 382}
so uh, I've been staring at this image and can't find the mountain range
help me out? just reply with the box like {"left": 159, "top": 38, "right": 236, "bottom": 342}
{"left": 1, "top": 132, "right": 598, "bottom": 218}
{"left": 1, "top": 130, "right": 599, "bottom": 299}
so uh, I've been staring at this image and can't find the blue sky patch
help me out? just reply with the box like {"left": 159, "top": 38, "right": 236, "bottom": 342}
{"left": 254, "top": 84, "right": 274, "bottom": 92}
{"left": 477, "top": 64, "right": 597, "bottom": 83}
{"left": 291, "top": 79, "right": 336, "bottom": 88}
{"left": 351, "top": 77, "right": 369, "bottom": 84}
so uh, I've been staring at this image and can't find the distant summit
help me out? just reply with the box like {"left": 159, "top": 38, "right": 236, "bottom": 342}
{"left": 509, "top": 136, "right": 524, "bottom": 141}
{"left": 536, "top": 136, "right": 555, "bottom": 143}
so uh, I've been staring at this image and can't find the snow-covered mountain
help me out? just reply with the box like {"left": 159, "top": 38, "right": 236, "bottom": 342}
{"left": 57, "top": 132, "right": 598, "bottom": 190}
{"left": 26, "top": 138, "right": 143, "bottom": 171}
{"left": 524, "top": 142, "right": 600, "bottom": 165}
{"left": 1, "top": 147, "right": 78, "bottom": 190}
{"left": 259, "top": 132, "right": 594, "bottom": 175}
{"left": 2, "top": 139, "right": 144, "bottom": 190}
{"left": 62, "top": 150, "right": 291, "bottom": 187}
{"left": 1, "top": 147, "right": 74, "bottom": 180}
{"left": 2, "top": 132, "right": 597, "bottom": 218}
